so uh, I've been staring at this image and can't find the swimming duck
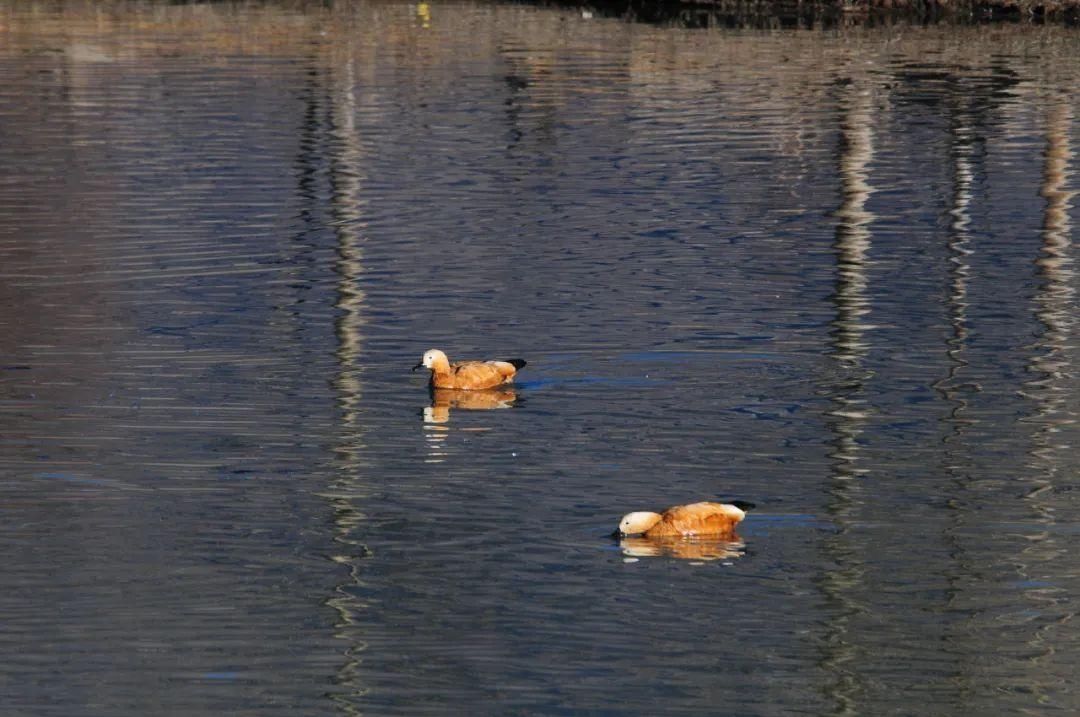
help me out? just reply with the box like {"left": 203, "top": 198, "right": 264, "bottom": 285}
{"left": 615, "top": 501, "right": 754, "bottom": 539}
{"left": 412, "top": 349, "right": 526, "bottom": 390}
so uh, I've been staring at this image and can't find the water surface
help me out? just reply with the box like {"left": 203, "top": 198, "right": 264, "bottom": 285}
{"left": 0, "top": 3, "right": 1078, "bottom": 715}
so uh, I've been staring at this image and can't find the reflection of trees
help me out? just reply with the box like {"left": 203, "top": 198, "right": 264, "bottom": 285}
{"left": 930, "top": 92, "right": 984, "bottom": 706}
{"left": 933, "top": 105, "right": 979, "bottom": 436}
{"left": 1010, "top": 95, "right": 1077, "bottom": 704}
{"left": 817, "top": 76, "right": 876, "bottom": 717}
{"left": 1023, "top": 96, "right": 1076, "bottom": 491}
{"left": 316, "top": 50, "right": 375, "bottom": 715}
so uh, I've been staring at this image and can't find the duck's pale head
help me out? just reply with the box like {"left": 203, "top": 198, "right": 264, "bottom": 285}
{"left": 413, "top": 349, "right": 449, "bottom": 372}
{"left": 616, "top": 511, "right": 662, "bottom": 537}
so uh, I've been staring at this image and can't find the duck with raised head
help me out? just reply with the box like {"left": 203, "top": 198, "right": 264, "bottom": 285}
{"left": 412, "top": 349, "right": 526, "bottom": 390}
{"left": 614, "top": 501, "right": 754, "bottom": 539}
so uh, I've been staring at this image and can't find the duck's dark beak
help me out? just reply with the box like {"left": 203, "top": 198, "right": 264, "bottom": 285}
{"left": 411, "top": 363, "right": 423, "bottom": 372}
{"left": 610, "top": 529, "right": 624, "bottom": 540}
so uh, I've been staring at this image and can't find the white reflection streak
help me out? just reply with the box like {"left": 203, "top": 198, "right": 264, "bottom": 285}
{"left": 833, "top": 93, "right": 874, "bottom": 365}
{"left": 939, "top": 121, "right": 975, "bottom": 414}
{"left": 828, "top": 84, "right": 876, "bottom": 475}
{"left": 932, "top": 106, "right": 979, "bottom": 523}
{"left": 934, "top": 105, "right": 983, "bottom": 696}
{"left": 333, "top": 60, "right": 367, "bottom": 434}
{"left": 819, "top": 79, "right": 878, "bottom": 717}
{"left": 324, "top": 56, "right": 372, "bottom": 715}
{"left": 422, "top": 423, "right": 450, "bottom": 463}
{"left": 422, "top": 387, "right": 450, "bottom": 462}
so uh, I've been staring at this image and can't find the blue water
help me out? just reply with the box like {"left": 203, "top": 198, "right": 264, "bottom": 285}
{"left": 0, "top": 2, "right": 1078, "bottom": 715}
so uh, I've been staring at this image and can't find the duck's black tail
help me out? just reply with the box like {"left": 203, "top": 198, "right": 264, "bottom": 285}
{"left": 505, "top": 359, "right": 527, "bottom": 370}
{"left": 728, "top": 500, "right": 756, "bottom": 511}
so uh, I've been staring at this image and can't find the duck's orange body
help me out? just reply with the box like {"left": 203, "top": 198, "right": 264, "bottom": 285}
{"left": 431, "top": 360, "right": 521, "bottom": 390}
{"left": 617, "top": 502, "right": 750, "bottom": 539}
{"left": 413, "top": 349, "right": 526, "bottom": 390}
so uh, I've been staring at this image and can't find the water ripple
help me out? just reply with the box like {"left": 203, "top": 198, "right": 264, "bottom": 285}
{"left": 1, "top": 3, "right": 1079, "bottom": 716}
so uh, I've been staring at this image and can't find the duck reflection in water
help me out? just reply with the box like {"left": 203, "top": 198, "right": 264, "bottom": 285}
{"left": 618, "top": 536, "right": 745, "bottom": 561}
{"left": 422, "top": 386, "right": 519, "bottom": 424}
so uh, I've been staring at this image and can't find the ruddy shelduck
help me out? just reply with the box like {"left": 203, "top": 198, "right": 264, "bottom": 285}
{"left": 615, "top": 501, "right": 755, "bottom": 539}
{"left": 412, "top": 349, "right": 526, "bottom": 390}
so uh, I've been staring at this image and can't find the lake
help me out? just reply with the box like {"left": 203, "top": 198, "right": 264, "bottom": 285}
{"left": 0, "top": 2, "right": 1078, "bottom": 714}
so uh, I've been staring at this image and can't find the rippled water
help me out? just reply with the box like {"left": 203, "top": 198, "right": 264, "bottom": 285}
{"left": 1, "top": 2, "right": 1078, "bottom": 714}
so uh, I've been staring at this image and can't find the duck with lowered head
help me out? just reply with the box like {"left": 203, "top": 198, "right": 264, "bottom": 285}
{"left": 614, "top": 500, "right": 754, "bottom": 539}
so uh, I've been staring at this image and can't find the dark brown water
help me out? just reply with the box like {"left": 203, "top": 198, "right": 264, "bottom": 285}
{"left": 1, "top": 2, "right": 1078, "bottom": 715}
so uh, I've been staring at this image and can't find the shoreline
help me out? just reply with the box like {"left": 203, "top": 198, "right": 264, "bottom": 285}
{"left": 522, "top": 0, "right": 1080, "bottom": 24}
